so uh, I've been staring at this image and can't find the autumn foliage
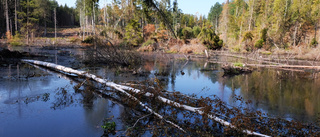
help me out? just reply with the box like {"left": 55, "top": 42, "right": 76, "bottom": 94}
{"left": 143, "top": 24, "right": 156, "bottom": 40}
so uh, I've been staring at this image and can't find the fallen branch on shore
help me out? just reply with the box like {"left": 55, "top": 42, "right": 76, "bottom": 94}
{"left": 22, "top": 59, "right": 270, "bottom": 136}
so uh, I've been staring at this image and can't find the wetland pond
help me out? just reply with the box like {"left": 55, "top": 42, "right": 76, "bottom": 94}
{"left": 1, "top": 46, "right": 320, "bottom": 136}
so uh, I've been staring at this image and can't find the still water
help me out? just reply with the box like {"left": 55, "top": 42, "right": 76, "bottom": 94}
{"left": 1, "top": 48, "right": 320, "bottom": 136}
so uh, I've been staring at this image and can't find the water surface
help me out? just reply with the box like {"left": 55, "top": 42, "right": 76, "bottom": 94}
{"left": 1, "top": 47, "right": 320, "bottom": 136}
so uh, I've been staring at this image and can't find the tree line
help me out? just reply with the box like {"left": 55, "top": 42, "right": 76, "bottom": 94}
{"left": 0, "top": 0, "right": 78, "bottom": 40}
{"left": 208, "top": 0, "right": 320, "bottom": 51}
{"left": 4, "top": 0, "right": 318, "bottom": 51}
{"left": 1, "top": 0, "right": 223, "bottom": 49}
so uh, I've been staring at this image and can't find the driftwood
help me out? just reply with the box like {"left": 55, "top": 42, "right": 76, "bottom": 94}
{"left": 22, "top": 59, "right": 269, "bottom": 137}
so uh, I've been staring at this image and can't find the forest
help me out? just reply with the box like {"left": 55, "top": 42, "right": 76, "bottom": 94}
{"left": 1, "top": 0, "right": 320, "bottom": 136}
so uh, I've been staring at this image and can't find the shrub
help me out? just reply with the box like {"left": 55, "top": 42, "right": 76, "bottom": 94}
{"left": 177, "top": 28, "right": 183, "bottom": 39}
{"left": 114, "top": 30, "right": 123, "bottom": 39}
{"left": 100, "top": 29, "right": 108, "bottom": 37}
{"left": 254, "top": 39, "right": 264, "bottom": 49}
{"left": 6, "top": 31, "right": 12, "bottom": 40}
{"left": 69, "top": 36, "right": 80, "bottom": 43}
{"left": 261, "top": 28, "right": 268, "bottom": 42}
{"left": 9, "top": 32, "right": 23, "bottom": 46}
{"left": 156, "top": 29, "right": 169, "bottom": 41}
{"left": 242, "top": 31, "right": 254, "bottom": 51}
{"left": 233, "top": 62, "right": 244, "bottom": 67}
{"left": 181, "top": 27, "right": 193, "bottom": 40}
{"left": 192, "top": 26, "right": 201, "bottom": 37}
{"left": 125, "top": 19, "right": 143, "bottom": 46}
{"left": 82, "top": 36, "right": 94, "bottom": 44}
{"left": 198, "top": 25, "right": 223, "bottom": 50}
{"left": 310, "top": 38, "right": 318, "bottom": 47}
{"left": 242, "top": 31, "right": 254, "bottom": 42}
{"left": 143, "top": 24, "right": 156, "bottom": 40}
{"left": 232, "top": 45, "right": 241, "bottom": 52}
{"left": 142, "top": 39, "right": 156, "bottom": 47}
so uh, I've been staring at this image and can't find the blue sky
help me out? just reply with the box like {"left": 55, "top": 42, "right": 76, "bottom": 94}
{"left": 55, "top": 0, "right": 225, "bottom": 16}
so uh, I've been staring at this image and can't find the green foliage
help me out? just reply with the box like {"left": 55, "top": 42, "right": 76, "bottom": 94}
{"left": 192, "top": 26, "right": 201, "bottom": 37}
{"left": 242, "top": 31, "right": 254, "bottom": 42}
{"left": 69, "top": 37, "right": 80, "bottom": 43}
{"left": 232, "top": 45, "right": 241, "bottom": 52}
{"left": 188, "top": 16, "right": 195, "bottom": 27}
{"left": 208, "top": 2, "right": 222, "bottom": 23}
{"left": 18, "top": 0, "right": 40, "bottom": 39}
{"left": 9, "top": 32, "right": 23, "bottom": 46}
{"left": 254, "top": 29, "right": 268, "bottom": 49}
{"left": 310, "top": 38, "right": 318, "bottom": 47}
{"left": 261, "top": 28, "right": 268, "bottom": 42}
{"left": 181, "top": 27, "right": 193, "bottom": 40}
{"left": 233, "top": 62, "right": 244, "bottom": 67}
{"left": 10, "top": 41, "right": 23, "bottom": 46}
{"left": 142, "top": 39, "right": 155, "bottom": 47}
{"left": 125, "top": 19, "right": 143, "bottom": 46}
{"left": 177, "top": 28, "right": 183, "bottom": 39}
{"left": 255, "top": 39, "right": 264, "bottom": 49}
{"left": 198, "top": 25, "right": 223, "bottom": 50}
{"left": 101, "top": 121, "right": 116, "bottom": 134}
{"left": 166, "top": 50, "right": 178, "bottom": 54}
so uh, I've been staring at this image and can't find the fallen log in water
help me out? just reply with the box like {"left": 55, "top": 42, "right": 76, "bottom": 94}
{"left": 22, "top": 59, "right": 269, "bottom": 137}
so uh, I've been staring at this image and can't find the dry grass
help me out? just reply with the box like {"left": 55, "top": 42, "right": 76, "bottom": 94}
{"left": 269, "top": 45, "right": 320, "bottom": 61}
{"left": 167, "top": 45, "right": 180, "bottom": 53}
{"left": 137, "top": 43, "right": 158, "bottom": 52}
{"left": 190, "top": 39, "right": 200, "bottom": 45}
{"left": 296, "top": 46, "right": 320, "bottom": 60}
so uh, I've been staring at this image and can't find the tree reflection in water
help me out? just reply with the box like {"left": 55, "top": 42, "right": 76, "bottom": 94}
{"left": 51, "top": 87, "right": 77, "bottom": 110}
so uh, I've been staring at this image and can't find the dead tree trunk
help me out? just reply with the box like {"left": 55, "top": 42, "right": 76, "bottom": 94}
{"left": 248, "top": 0, "right": 255, "bottom": 31}
{"left": 5, "top": 0, "right": 10, "bottom": 34}
{"left": 293, "top": 22, "right": 298, "bottom": 47}
{"left": 44, "top": 13, "right": 47, "bottom": 37}
{"left": 15, "top": 0, "right": 18, "bottom": 33}
{"left": 27, "top": 0, "right": 29, "bottom": 45}
{"left": 92, "top": 2, "right": 95, "bottom": 35}
{"left": 54, "top": 8, "right": 57, "bottom": 44}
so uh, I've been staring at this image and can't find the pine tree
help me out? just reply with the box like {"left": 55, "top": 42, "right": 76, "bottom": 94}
{"left": 208, "top": 2, "right": 222, "bottom": 32}
{"left": 18, "top": 0, "right": 40, "bottom": 44}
